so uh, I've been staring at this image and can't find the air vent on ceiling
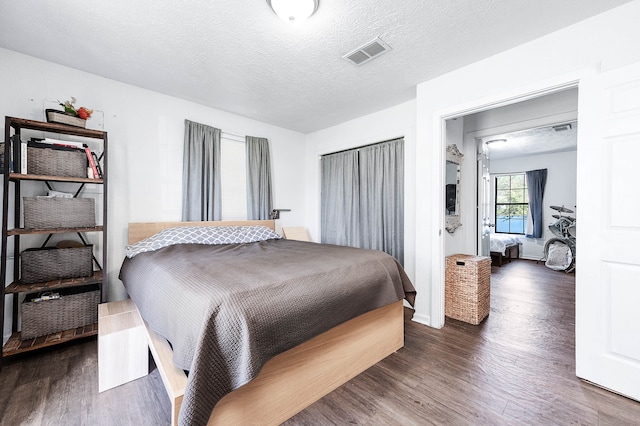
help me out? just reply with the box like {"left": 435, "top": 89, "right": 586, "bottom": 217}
{"left": 343, "top": 37, "right": 391, "bottom": 66}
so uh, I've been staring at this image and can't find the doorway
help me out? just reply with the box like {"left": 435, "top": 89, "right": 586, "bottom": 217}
{"left": 442, "top": 88, "right": 578, "bottom": 261}
{"left": 443, "top": 88, "right": 578, "bottom": 331}
{"left": 429, "top": 62, "right": 640, "bottom": 405}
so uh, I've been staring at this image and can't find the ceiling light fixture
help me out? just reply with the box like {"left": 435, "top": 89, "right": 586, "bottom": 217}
{"left": 267, "top": 0, "right": 319, "bottom": 23}
{"left": 486, "top": 138, "right": 507, "bottom": 145}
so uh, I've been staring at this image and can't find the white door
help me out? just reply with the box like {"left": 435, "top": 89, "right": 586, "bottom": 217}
{"left": 477, "top": 139, "right": 491, "bottom": 256}
{"left": 576, "top": 61, "right": 640, "bottom": 400}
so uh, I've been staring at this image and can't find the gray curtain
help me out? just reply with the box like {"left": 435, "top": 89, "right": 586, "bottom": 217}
{"left": 246, "top": 136, "right": 273, "bottom": 220}
{"left": 182, "top": 120, "right": 221, "bottom": 221}
{"left": 321, "top": 138, "right": 404, "bottom": 264}
{"left": 321, "top": 150, "right": 360, "bottom": 246}
{"left": 359, "top": 139, "right": 404, "bottom": 264}
{"left": 525, "top": 168, "right": 547, "bottom": 238}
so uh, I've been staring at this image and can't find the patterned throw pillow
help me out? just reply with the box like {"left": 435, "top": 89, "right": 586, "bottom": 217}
{"left": 125, "top": 226, "right": 281, "bottom": 258}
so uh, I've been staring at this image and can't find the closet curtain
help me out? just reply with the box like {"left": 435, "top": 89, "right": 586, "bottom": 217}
{"left": 246, "top": 136, "right": 273, "bottom": 220}
{"left": 321, "top": 138, "right": 404, "bottom": 264}
{"left": 320, "top": 150, "right": 360, "bottom": 246}
{"left": 359, "top": 139, "right": 404, "bottom": 264}
{"left": 182, "top": 120, "right": 221, "bottom": 221}
{"left": 525, "top": 168, "right": 547, "bottom": 238}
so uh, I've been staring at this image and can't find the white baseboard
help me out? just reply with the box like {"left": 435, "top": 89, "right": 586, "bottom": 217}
{"left": 411, "top": 313, "right": 431, "bottom": 327}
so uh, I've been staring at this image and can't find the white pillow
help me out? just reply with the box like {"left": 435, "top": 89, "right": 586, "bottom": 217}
{"left": 125, "top": 225, "right": 281, "bottom": 258}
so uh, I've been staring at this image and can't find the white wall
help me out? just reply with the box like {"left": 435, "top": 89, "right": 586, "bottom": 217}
{"left": 304, "top": 100, "right": 416, "bottom": 283}
{"left": 490, "top": 150, "right": 577, "bottom": 260}
{"left": 0, "top": 48, "right": 307, "bottom": 342}
{"left": 443, "top": 117, "right": 467, "bottom": 256}
{"left": 414, "top": 0, "right": 640, "bottom": 327}
{"left": 464, "top": 89, "right": 578, "bottom": 134}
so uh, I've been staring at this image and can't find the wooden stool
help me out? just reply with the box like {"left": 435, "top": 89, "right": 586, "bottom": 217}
{"left": 98, "top": 298, "right": 148, "bottom": 392}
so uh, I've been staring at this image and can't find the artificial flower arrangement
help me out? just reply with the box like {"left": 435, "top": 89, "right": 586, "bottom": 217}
{"left": 58, "top": 96, "right": 93, "bottom": 120}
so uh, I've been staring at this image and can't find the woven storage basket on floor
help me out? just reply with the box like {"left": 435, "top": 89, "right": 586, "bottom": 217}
{"left": 445, "top": 254, "right": 491, "bottom": 325}
{"left": 27, "top": 145, "right": 87, "bottom": 178}
{"left": 23, "top": 197, "right": 95, "bottom": 229}
{"left": 21, "top": 284, "right": 99, "bottom": 339}
{"left": 21, "top": 246, "right": 93, "bottom": 284}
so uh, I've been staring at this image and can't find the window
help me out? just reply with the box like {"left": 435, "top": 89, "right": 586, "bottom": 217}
{"left": 220, "top": 135, "right": 247, "bottom": 220}
{"left": 495, "top": 174, "right": 528, "bottom": 234}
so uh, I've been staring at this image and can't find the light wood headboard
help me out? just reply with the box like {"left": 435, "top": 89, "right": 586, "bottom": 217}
{"left": 128, "top": 220, "right": 276, "bottom": 244}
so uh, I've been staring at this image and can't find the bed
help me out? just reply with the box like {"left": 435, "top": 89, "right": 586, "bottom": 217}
{"left": 119, "top": 220, "right": 415, "bottom": 426}
{"left": 490, "top": 233, "right": 521, "bottom": 266}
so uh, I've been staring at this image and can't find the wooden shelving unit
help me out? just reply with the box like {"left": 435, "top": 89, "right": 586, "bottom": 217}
{"left": 8, "top": 172, "right": 104, "bottom": 184}
{"left": 8, "top": 226, "right": 103, "bottom": 236}
{"left": 1, "top": 116, "right": 108, "bottom": 366}
{"left": 2, "top": 323, "right": 98, "bottom": 356}
{"left": 5, "top": 271, "right": 103, "bottom": 294}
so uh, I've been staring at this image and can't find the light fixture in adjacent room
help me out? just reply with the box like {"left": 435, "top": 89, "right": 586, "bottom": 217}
{"left": 267, "top": 0, "right": 319, "bottom": 23}
{"left": 552, "top": 123, "right": 572, "bottom": 132}
{"left": 486, "top": 138, "right": 507, "bottom": 145}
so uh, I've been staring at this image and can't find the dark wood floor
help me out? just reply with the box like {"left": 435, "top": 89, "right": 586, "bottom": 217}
{"left": 2, "top": 259, "right": 640, "bottom": 425}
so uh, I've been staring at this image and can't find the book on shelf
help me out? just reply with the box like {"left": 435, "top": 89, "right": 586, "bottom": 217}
{"left": 27, "top": 140, "right": 83, "bottom": 152}
{"left": 10, "top": 134, "right": 21, "bottom": 173}
{"left": 85, "top": 147, "right": 100, "bottom": 179}
{"left": 91, "top": 151, "right": 103, "bottom": 178}
{"left": 20, "top": 141, "right": 27, "bottom": 174}
{"left": 44, "top": 137, "right": 84, "bottom": 149}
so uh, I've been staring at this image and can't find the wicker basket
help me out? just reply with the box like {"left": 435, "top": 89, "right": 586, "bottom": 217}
{"left": 27, "top": 145, "right": 87, "bottom": 178}
{"left": 23, "top": 197, "right": 95, "bottom": 229}
{"left": 21, "top": 246, "right": 93, "bottom": 284}
{"left": 45, "top": 109, "right": 87, "bottom": 128}
{"left": 445, "top": 254, "right": 491, "bottom": 325}
{"left": 21, "top": 284, "right": 99, "bottom": 339}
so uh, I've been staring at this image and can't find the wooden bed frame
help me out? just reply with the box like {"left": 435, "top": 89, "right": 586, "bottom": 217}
{"left": 127, "top": 220, "right": 405, "bottom": 426}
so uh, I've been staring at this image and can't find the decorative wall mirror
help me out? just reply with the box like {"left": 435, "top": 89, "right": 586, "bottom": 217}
{"left": 445, "top": 144, "right": 463, "bottom": 233}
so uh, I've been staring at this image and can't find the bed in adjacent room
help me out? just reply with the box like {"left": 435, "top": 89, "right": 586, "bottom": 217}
{"left": 490, "top": 233, "right": 521, "bottom": 266}
{"left": 119, "top": 220, "right": 415, "bottom": 426}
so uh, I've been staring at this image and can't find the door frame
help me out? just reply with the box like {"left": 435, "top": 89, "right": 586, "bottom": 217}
{"left": 430, "top": 66, "right": 596, "bottom": 328}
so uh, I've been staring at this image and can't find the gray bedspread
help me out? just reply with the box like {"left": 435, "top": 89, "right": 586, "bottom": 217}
{"left": 119, "top": 238, "right": 415, "bottom": 426}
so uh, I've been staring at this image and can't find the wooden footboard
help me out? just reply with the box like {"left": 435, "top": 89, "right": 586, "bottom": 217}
{"left": 143, "top": 301, "right": 404, "bottom": 426}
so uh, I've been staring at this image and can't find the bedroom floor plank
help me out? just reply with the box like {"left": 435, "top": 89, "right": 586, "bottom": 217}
{"left": 2, "top": 259, "right": 640, "bottom": 425}
{"left": 285, "top": 260, "right": 640, "bottom": 425}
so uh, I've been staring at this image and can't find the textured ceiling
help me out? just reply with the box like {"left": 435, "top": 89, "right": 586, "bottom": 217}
{"left": 483, "top": 122, "right": 578, "bottom": 161}
{"left": 0, "top": 0, "right": 633, "bottom": 133}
